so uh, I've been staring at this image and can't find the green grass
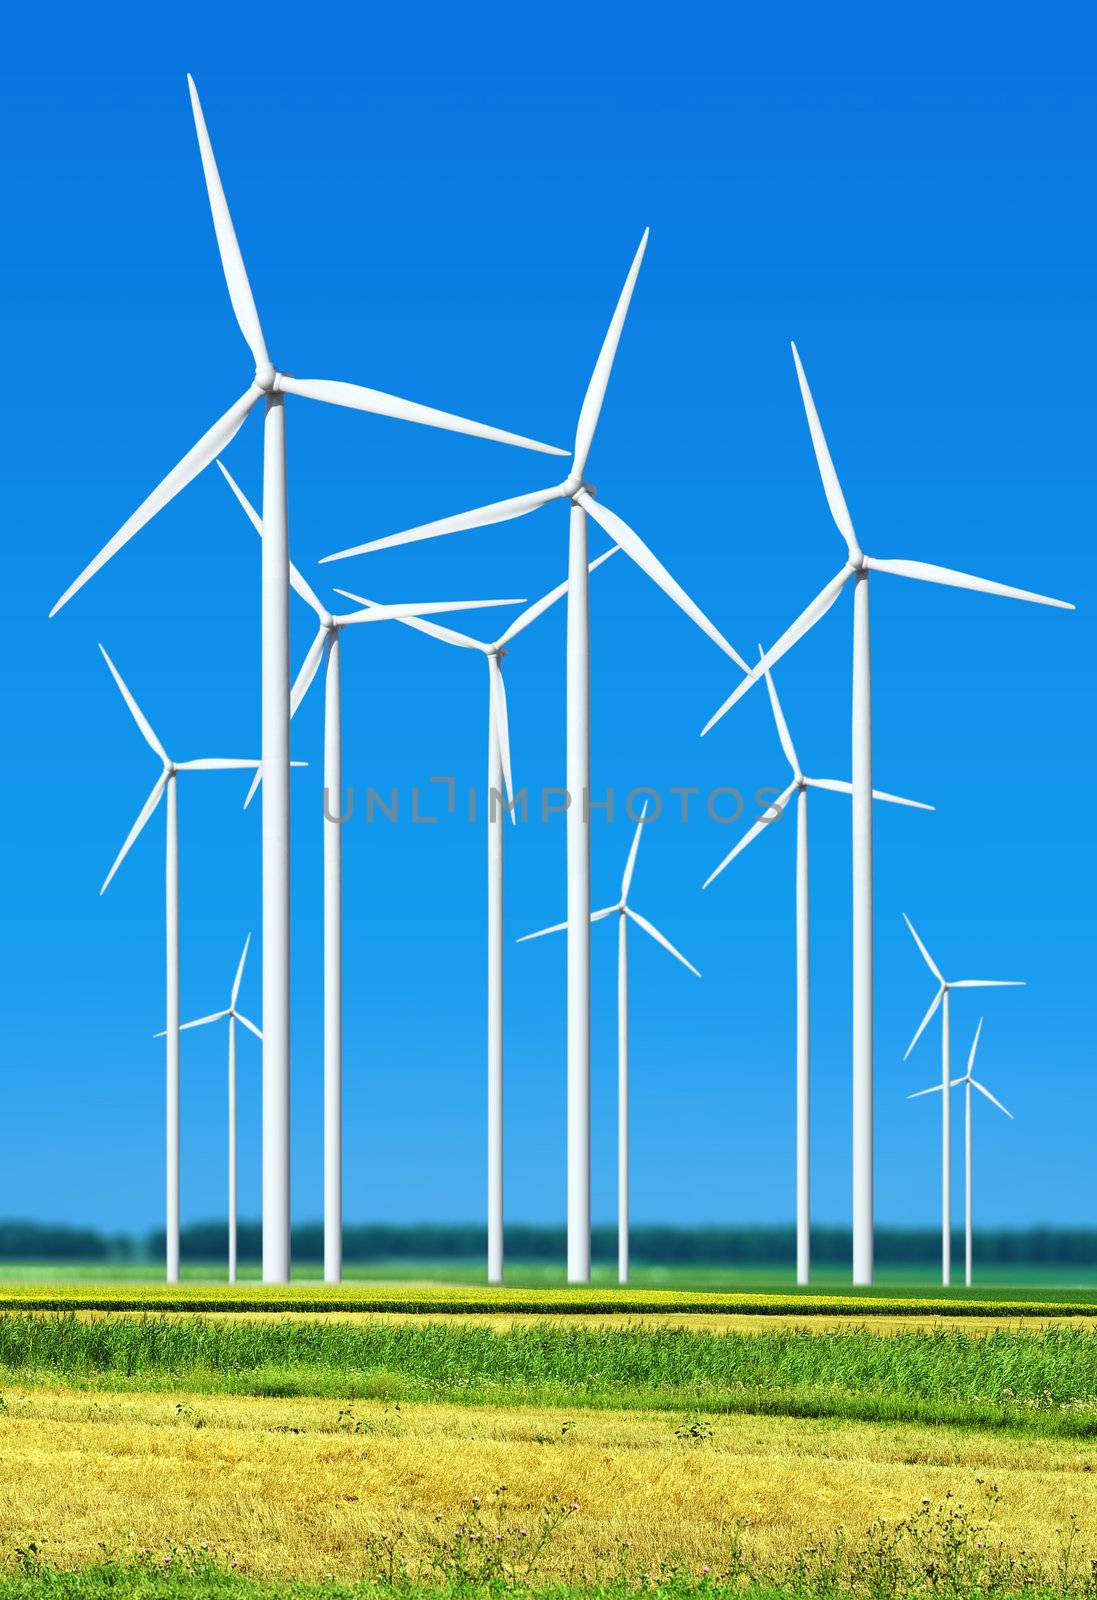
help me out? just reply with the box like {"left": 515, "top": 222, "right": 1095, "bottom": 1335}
{"left": 0, "top": 1572, "right": 1085, "bottom": 1600}
{"left": 2, "top": 1259, "right": 1095, "bottom": 1293}
{"left": 3, "top": 1312, "right": 1097, "bottom": 1436}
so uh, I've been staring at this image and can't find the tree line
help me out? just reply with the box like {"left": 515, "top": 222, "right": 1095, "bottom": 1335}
{"left": 2, "top": 1219, "right": 1095, "bottom": 1265}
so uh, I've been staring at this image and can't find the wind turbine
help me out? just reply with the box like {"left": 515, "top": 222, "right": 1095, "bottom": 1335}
{"left": 50, "top": 77, "right": 566, "bottom": 1285}
{"left": 518, "top": 803, "right": 700, "bottom": 1285}
{"left": 908, "top": 1016, "right": 1013, "bottom": 1287}
{"left": 97, "top": 645, "right": 264, "bottom": 1283}
{"left": 702, "top": 650, "right": 933, "bottom": 1284}
{"left": 320, "top": 233, "right": 748, "bottom": 1280}
{"left": 702, "top": 344, "right": 1073, "bottom": 1286}
{"left": 154, "top": 934, "right": 262, "bottom": 1283}
{"left": 218, "top": 459, "right": 525, "bottom": 1284}
{"left": 902, "top": 915, "right": 1024, "bottom": 1286}
{"left": 334, "top": 546, "right": 618, "bottom": 1283}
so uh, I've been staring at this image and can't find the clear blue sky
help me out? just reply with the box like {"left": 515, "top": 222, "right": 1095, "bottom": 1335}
{"left": 1, "top": 3, "right": 1093, "bottom": 1235}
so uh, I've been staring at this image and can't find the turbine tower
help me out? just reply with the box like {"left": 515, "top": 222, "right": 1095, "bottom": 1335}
{"left": 703, "top": 651, "right": 932, "bottom": 1284}
{"left": 97, "top": 645, "right": 262, "bottom": 1283}
{"left": 155, "top": 934, "right": 262, "bottom": 1283}
{"left": 218, "top": 462, "right": 524, "bottom": 1283}
{"left": 908, "top": 1016, "right": 1013, "bottom": 1287}
{"left": 519, "top": 803, "right": 700, "bottom": 1285}
{"left": 336, "top": 549, "right": 616, "bottom": 1282}
{"left": 320, "top": 234, "right": 747, "bottom": 1280}
{"left": 50, "top": 76, "right": 565, "bottom": 1284}
{"left": 902, "top": 915, "right": 1024, "bottom": 1286}
{"left": 703, "top": 344, "right": 1072, "bottom": 1285}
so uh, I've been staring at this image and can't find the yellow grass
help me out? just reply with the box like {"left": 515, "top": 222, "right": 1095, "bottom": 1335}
{"left": 3, "top": 1282, "right": 1096, "bottom": 1318}
{"left": 0, "top": 1386, "right": 1094, "bottom": 1581}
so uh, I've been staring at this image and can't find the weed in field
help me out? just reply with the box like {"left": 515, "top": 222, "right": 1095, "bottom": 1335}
{"left": 673, "top": 1416, "right": 714, "bottom": 1447}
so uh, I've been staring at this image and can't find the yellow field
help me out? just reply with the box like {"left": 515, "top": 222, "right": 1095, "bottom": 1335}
{"left": 3, "top": 1282, "right": 1095, "bottom": 1318}
{"left": 0, "top": 1386, "right": 1093, "bottom": 1581}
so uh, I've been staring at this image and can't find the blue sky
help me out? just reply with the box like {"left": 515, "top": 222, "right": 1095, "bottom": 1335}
{"left": 1, "top": 4, "right": 1093, "bottom": 1237}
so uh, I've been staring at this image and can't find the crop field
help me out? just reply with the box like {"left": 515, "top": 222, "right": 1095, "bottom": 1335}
{"left": 0, "top": 1284, "right": 1096, "bottom": 1598}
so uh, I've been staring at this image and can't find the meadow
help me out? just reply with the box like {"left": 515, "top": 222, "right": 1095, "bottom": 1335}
{"left": 0, "top": 1276, "right": 1096, "bottom": 1598}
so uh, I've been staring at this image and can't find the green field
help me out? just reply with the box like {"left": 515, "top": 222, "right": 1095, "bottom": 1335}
{"left": 1, "top": 1273, "right": 1096, "bottom": 1598}
{"left": 3, "top": 1258, "right": 1096, "bottom": 1292}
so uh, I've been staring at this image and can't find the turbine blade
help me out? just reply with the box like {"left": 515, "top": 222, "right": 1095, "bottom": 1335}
{"left": 903, "top": 985, "right": 944, "bottom": 1060}
{"left": 230, "top": 932, "right": 251, "bottom": 1008}
{"left": 517, "top": 919, "right": 568, "bottom": 943}
{"left": 591, "top": 905, "right": 619, "bottom": 924}
{"left": 701, "top": 566, "right": 853, "bottom": 737}
{"left": 907, "top": 1083, "right": 944, "bottom": 1100}
{"left": 966, "top": 1016, "right": 984, "bottom": 1076}
{"left": 290, "top": 627, "right": 329, "bottom": 717}
{"left": 187, "top": 75, "right": 270, "bottom": 368}
{"left": 625, "top": 907, "right": 701, "bottom": 977}
{"left": 336, "top": 598, "right": 526, "bottom": 626}
{"left": 759, "top": 646, "right": 799, "bottom": 775}
{"left": 902, "top": 913, "right": 944, "bottom": 982}
{"left": 277, "top": 374, "right": 567, "bottom": 457}
{"left": 573, "top": 229, "right": 649, "bottom": 476}
{"left": 489, "top": 654, "right": 515, "bottom": 816}
{"left": 495, "top": 547, "right": 619, "bottom": 647}
{"left": 235, "top": 1013, "right": 263, "bottom": 1041}
{"left": 98, "top": 645, "right": 168, "bottom": 763}
{"left": 216, "top": 460, "right": 327, "bottom": 617}
{"left": 791, "top": 343, "right": 860, "bottom": 557}
{"left": 949, "top": 979, "right": 1026, "bottom": 988}
{"left": 332, "top": 591, "right": 485, "bottom": 650}
{"left": 155, "top": 1008, "right": 230, "bottom": 1037}
{"left": 620, "top": 801, "right": 649, "bottom": 902}
{"left": 864, "top": 556, "right": 1074, "bottom": 611}
{"left": 578, "top": 493, "right": 750, "bottom": 672}
{"left": 50, "top": 388, "right": 261, "bottom": 617}
{"left": 805, "top": 777, "right": 934, "bottom": 812}
{"left": 320, "top": 485, "right": 564, "bottom": 563}
{"left": 100, "top": 772, "right": 169, "bottom": 895}
{"left": 871, "top": 787, "right": 934, "bottom": 811}
{"left": 175, "top": 758, "right": 262, "bottom": 770}
{"left": 971, "top": 1078, "right": 1013, "bottom": 1118}
{"left": 702, "top": 780, "right": 797, "bottom": 890}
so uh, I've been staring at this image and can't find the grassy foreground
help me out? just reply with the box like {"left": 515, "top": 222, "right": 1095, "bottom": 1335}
{"left": 0, "top": 1388, "right": 1095, "bottom": 1592}
{"left": 3, "top": 1299, "right": 1096, "bottom": 1595}
{"left": 2, "top": 1312, "right": 1096, "bottom": 1435}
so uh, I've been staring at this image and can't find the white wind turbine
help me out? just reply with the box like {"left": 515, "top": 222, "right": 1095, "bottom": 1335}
{"left": 902, "top": 915, "right": 1024, "bottom": 1287}
{"left": 50, "top": 76, "right": 565, "bottom": 1285}
{"left": 219, "top": 459, "right": 525, "bottom": 1285}
{"left": 334, "top": 547, "right": 618, "bottom": 1284}
{"left": 155, "top": 934, "right": 262, "bottom": 1283}
{"left": 908, "top": 1016, "right": 1013, "bottom": 1288}
{"left": 518, "top": 803, "right": 700, "bottom": 1285}
{"left": 320, "top": 232, "right": 748, "bottom": 1280}
{"left": 702, "top": 651, "right": 933, "bottom": 1285}
{"left": 702, "top": 344, "right": 1073, "bottom": 1286}
{"left": 97, "top": 645, "right": 264, "bottom": 1284}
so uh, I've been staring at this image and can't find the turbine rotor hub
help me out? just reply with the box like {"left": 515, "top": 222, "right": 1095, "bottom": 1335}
{"left": 254, "top": 363, "right": 278, "bottom": 393}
